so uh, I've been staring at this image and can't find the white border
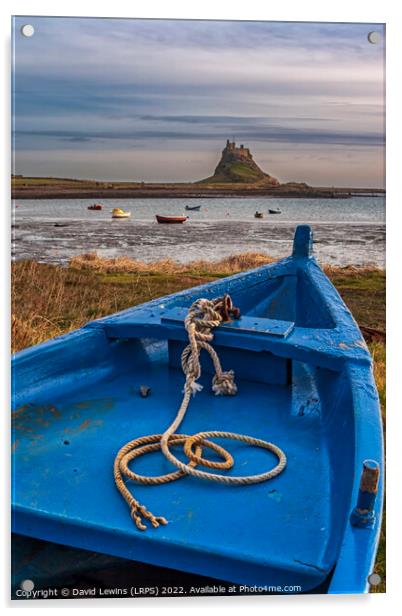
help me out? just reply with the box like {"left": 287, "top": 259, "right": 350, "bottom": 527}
{"left": 2, "top": 1, "right": 401, "bottom": 613}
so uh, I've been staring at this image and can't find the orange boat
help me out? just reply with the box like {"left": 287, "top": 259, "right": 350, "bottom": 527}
{"left": 88, "top": 204, "right": 103, "bottom": 211}
{"left": 156, "top": 215, "right": 188, "bottom": 224}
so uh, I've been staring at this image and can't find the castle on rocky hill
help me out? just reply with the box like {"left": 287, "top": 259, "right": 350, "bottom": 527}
{"left": 198, "top": 140, "right": 280, "bottom": 185}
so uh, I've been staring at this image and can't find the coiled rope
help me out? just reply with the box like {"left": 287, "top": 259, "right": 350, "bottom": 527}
{"left": 114, "top": 294, "right": 287, "bottom": 531}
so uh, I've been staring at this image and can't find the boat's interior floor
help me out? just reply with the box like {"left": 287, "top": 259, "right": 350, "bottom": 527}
{"left": 13, "top": 346, "right": 334, "bottom": 585}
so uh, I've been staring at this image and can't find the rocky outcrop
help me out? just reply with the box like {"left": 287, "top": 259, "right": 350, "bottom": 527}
{"left": 199, "top": 140, "right": 280, "bottom": 185}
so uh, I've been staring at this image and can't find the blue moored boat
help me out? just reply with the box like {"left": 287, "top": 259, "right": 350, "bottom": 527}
{"left": 12, "top": 225, "right": 383, "bottom": 594}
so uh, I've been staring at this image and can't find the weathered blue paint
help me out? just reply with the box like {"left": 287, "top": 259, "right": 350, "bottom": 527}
{"left": 11, "top": 225, "right": 384, "bottom": 594}
{"left": 292, "top": 224, "right": 313, "bottom": 257}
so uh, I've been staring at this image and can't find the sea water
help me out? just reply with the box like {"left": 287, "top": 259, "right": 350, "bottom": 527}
{"left": 12, "top": 196, "right": 385, "bottom": 267}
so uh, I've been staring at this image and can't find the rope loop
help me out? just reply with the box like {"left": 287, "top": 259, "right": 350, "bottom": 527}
{"left": 114, "top": 294, "right": 287, "bottom": 530}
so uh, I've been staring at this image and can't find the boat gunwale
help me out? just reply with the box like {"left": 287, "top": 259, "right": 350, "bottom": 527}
{"left": 327, "top": 361, "right": 384, "bottom": 593}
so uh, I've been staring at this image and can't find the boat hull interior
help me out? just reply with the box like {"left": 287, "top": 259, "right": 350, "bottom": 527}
{"left": 12, "top": 227, "right": 384, "bottom": 593}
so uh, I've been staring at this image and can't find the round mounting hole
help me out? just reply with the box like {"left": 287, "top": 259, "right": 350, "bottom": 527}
{"left": 368, "top": 31, "right": 381, "bottom": 44}
{"left": 20, "top": 579, "right": 34, "bottom": 592}
{"left": 21, "top": 24, "right": 35, "bottom": 38}
{"left": 368, "top": 572, "right": 381, "bottom": 586}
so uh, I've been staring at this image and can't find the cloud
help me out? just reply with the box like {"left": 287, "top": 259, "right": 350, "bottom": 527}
{"left": 14, "top": 125, "right": 384, "bottom": 147}
{"left": 12, "top": 17, "right": 385, "bottom": 185}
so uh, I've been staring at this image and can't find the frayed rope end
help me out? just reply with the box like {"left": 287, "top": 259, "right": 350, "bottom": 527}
{"left": 184, "top": 381, "right": 204, "bottom": 396}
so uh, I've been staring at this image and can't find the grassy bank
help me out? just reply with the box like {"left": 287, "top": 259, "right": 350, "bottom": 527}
{"left": 11, "top": 254, "right": 385, "bottom": 591}
{"left": 12, "top": 174, "right": 385, "bottom": 200}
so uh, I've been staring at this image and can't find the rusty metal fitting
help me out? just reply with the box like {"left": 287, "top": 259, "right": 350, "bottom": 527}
{"left": 217, "top": 294, "right": 240, "bottom": 322}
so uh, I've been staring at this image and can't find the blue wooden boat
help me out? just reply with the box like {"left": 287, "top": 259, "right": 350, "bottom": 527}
{"left": 12, "top": 225, "right": 383, "bottom": 594}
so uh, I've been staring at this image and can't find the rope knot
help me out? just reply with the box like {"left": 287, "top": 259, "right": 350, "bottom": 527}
{"left": 182, "top": 295, "right": 239, "bottom": 399}
{"left": 212, "top": 370, "right": 237, "bottom": 396}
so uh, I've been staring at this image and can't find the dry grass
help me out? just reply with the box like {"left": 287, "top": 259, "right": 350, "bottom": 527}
{"left": 367, "top": 340, "right": 386, "bottom": 593}
{"left": 11, "top": 260, "right": 218, "bottom": 353}
{"left": 70, "top": 251, "right": 384, "bottom": 278}
{"left": 69, "top": 251, "right": 276, "bottom": 276}
{"left": 370, "top": 341, "right": 386, "bottom": 425}
{"left": 326, "top": 269, "right": 385, "bottom": 331}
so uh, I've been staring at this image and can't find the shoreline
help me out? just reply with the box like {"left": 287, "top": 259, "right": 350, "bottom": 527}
{"left": 12, "top": 190, "right": 385, "bottom": 200}
{"left": 12, "top": 179, "right": 385, "bottom": 201}
{"left": 12, "top": 218, "right": 386, "bottom": 269}
{"left": 13, "top": 191, "right": 376, "bottom": 200}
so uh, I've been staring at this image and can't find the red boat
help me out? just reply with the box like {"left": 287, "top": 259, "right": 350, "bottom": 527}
{"left": 88, "top": 204, "right": 103, "bottom": 211}
{"left": 155, "top": 215, "right": 188, "bottom": 224}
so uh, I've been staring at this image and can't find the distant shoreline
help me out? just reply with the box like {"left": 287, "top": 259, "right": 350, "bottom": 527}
{"left": 12, "top": 176, "right": 385, "bottom": 201}
{"left": 13, "top": 191, "right": 385, "bottom": 200}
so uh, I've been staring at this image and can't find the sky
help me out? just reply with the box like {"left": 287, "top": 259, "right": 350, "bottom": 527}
{"left": 12, "top": 17, "right": 385, "bottom": 187}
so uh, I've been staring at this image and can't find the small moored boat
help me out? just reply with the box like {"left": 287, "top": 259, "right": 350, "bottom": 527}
{"left": 156, "top": 215, "right": 187, "bottom": 224}
{"left": 88, "top": 204, "right": 103, "bottom": 211}
{"left": 254, "top": 211, "right": 263, "bottom": 218}
{"left": 185, "top": 205, "right": 201, "bottom": 211}
{"left": 269, "top": 208, "right": 281, "bottom": 214}
{"left": 112, "top": 208, "right": 131, "bottom": 219}
{"left": 11, "top": 226, "right": 383, "bottom": 594}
